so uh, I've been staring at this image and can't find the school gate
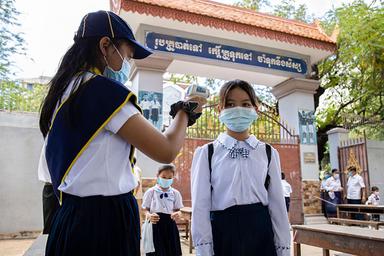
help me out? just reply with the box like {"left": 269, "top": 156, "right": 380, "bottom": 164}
{"left": 113, "top": 0, "right": 337, "bottom": 223}
{"left": 338, "top": 136, "right": 370, "bottom": 197}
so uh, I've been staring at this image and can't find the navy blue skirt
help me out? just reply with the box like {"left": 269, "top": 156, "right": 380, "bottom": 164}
{"left": 46, "top": 192, "right": 140, "bottom": 256}
{"left": 146, "top": 213, "right": 182, "bottom": 256}
{"left": 210, "top": 203, "right": 277, "bottom": 256}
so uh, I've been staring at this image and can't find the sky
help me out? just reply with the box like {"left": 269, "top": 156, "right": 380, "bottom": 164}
{"left": 11, "top": 0, "right": 349, "bottom": 79}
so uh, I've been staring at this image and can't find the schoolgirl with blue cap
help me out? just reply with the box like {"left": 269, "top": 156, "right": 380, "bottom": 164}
{"left": 38, "top": 10, "right": 205, "bottom": 256}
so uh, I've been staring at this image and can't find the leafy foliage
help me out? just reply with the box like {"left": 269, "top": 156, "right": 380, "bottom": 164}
{"left": 0, "top": 0, "right": 26, "bottom": 79}
{"left": 272, "top": 0, "right": 313, "bottom": 22}
{"left": 0, "top": 81, "right": 47, "bottom": 112}
{"left": 317, "top": 0, "right": 384, "bottom": 140}
{"left": 234, "top": 0, "right": 270, "bottom": 11}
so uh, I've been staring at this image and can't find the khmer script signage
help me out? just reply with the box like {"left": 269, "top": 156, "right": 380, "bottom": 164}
{"left": 145, "top": 32, "right": 307, "bottom": 75}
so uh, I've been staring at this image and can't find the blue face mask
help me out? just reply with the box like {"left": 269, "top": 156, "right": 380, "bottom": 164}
{"left": 103, "top": 44, "right": 131, "bottom": 84}
{"left": 157, "top": 177, "right": 173, "bottom": 189}
{"left": 219, "top": 107, "right": 258, "bottom": 132}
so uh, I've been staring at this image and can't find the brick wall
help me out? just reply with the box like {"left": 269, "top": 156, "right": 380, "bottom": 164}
{"left": 302, "top": 180, "right": 321, "bottom": 214}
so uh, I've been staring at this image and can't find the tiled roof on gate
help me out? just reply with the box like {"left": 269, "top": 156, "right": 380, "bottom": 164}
{"left": 119, "top": 0, "right": 336, "bottom": 51}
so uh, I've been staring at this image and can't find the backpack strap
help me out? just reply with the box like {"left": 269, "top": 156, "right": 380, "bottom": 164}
{"left": 208, "top": 143, "right": 214, "bottom": 191}
{"left": 264, "top": 144, "right": 272, "bottom": 190}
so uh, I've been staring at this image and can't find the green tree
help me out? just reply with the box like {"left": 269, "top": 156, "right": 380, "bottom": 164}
{"left": 0, "top": 0, "right": 26, "bottom": 79}
{"left": 0, "top": 81, "right": 46, "bottom": 112}
{"left": 273, "top": 0, "right": 313, "bottom": 22}
{"left": 317, "top": 0, "right": 384, "bottom": 140}
{"left": 234, "top": 0, "right": 270, "bottom": 11}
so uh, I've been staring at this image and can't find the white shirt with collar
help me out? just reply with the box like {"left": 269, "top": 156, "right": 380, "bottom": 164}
{"left": 324, "top": 176, "right": 342, "bottom": 192}
{"left": 366, "top": 193, "right": 380, "bottom": 205}
{"left": 281, "top": 180, "right": 292, "bottom": 198}
{"left": 37, "top": 73, "right": 140, "bottom": 196}
{"left": 142, "top": 185, "right": 184, "bottom": 214}
{"left": 191, "top": 133, "right": 291, "bottom": 256}
{"left": 347, "top": 174, "right": 365, "bottom": 200}
{"left": 320, "top": 178, "right": 328, "bottom": 191}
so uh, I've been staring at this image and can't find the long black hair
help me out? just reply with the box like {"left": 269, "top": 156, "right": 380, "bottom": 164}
{"left": 39, "top": 37, "right": 121, "bottom": 137}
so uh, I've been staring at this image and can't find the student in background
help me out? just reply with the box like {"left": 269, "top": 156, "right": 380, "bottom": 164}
{"left": 366, "top": 186, "right": 380, "bottom": 221}
{"left": 346, "top": 166, "right": 366, "bottom": 220}
{"left": 142, "top": 164, "right": 183, "bottom": 256}
{"left": 324, "top": 169, "right": 343, "bottom": 217}
{"left": 320, "top": 172, "right": 331, "bottom": 218}
{"left": 281, "top": 172, "right": 292, "bottom": 213}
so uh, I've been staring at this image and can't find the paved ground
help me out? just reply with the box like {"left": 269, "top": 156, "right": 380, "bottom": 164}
{"left": 0, "top": 239, "right": 34, "bottom": 256}
{"left": 0, "top": 236, "right": 353, "bottom": 256}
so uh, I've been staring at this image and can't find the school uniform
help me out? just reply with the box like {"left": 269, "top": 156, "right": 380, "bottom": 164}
{"left": 141, "top": 100, "right": 151, "bottom": 119}
{"left": 320, "top": 179, "right": 328, "bottom": 217}
{"left": 366, "top": 193, "right": 380, "bottom": 221}
{"left": 324, "top": 177, "right": 342, "bottom": 217}
{"left": 150, "top": 100, "right": 161, "bottom": 122}
{"left": 281, "top": 180, "right": 292, "bottom": 212}
{"left": 191, "top": 133, "right": 291, "bottom": 256}
{"left": 40, "top": 72, "right": 142, "bottom": 256}
{"left": 366, "top": 193, "right": 380, "bottom": 205}
{"left": 347, "top": 174, "right": 366, "bottom": 220}
{"left": 38, "top": 148, "right": 60, "bottom": 234}
{"left": 142, "top": 185, "right": 184, "bottom": 256}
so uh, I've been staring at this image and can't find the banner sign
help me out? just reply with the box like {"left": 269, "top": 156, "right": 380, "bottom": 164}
{"left": 146, "top": 32, "right": 307, "bottom": 75}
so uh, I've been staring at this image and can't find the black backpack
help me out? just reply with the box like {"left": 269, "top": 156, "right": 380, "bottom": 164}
{"left": 207, "top": 143, "right": 272, "bottom": 191}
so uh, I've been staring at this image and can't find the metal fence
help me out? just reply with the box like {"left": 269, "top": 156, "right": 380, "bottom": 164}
{"left": 186, "top": 96, "right": 298, "bottom": 144}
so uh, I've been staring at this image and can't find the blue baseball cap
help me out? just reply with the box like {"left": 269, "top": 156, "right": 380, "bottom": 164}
{"left": 75, "top": 10, "right": 152, "bottom": 59}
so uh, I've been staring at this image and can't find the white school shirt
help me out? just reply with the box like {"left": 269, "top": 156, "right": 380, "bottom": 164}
{"left": 347, "top": 174, "right": 365, "bottom": 200}
{"left": 142, "top": 185, "right": 184, "bottom": 214}
{"left": 191, "top": 133, "right": 291, "bottom": 256}
{"left": 151, "top": 101, "right": 161, "bottom": 110}
{"left": 141, "top": 100, "right": 151, "bottom": 110}
{"left": 320, "top": 178, "right": 329, "bottom": 191}
{"left": 37, "top": 73, "right": 140, "bottom": 196}
{"left": 366, "top": 193, "right": 380, "bottom": 205}
{"left": 324, "top": 176, "right": 342, "bottom": 192}
{"left": 281, "top": 180, "right": 292, "bottom": 198}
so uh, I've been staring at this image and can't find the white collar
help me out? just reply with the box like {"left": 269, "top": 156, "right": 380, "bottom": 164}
{"left": 217, "top": 133, "right": 259, "bottom": 150}
{"left": 154, "top": 185, "right": 172, "bottom": 193}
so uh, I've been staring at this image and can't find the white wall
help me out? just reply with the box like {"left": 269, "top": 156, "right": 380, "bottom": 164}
{"left": 0, "top": 112, "right": 43, "bottom": 234}
{"left": 367, "top": 140, "right": 384, "bottom": 194}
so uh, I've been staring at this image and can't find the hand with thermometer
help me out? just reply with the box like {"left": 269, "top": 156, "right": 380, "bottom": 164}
{"left": 169, "top": 84, "right": 210, "bottom": 126}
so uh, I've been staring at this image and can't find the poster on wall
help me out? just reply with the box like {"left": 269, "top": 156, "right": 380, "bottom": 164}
{"left": 298, "top": 109, "right": 317, "bottom": 144}
{"left": 138, "top": 90, "right": 163, "bottom": 131}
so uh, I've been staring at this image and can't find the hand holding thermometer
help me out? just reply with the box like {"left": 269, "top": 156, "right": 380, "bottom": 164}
{"left": 185, "top": 84, "right": 210, "bottom": 112}
{"left": 169, "top": 84, "right": 209, "bottom": 126}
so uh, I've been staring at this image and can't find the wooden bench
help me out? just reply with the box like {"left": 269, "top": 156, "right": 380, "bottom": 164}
{"left": 328, "top": 217, "right": 384, "bottom": 230}
{"left": 176, "top": 219, "right": 190, "bottom": 240}
{"left": 293, "top": 224, "right": 384, "bottom": 256}
{"left": 181, "top": 207, "right": 193, "bottom": 253}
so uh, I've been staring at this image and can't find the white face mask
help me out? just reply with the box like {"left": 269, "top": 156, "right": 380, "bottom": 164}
{"left": 334, "top": 174, "right": 340, "bottom": 179}
{"left": 103, "top": 43, "right": 131, "bottom": 84}
{"left": 219, "top": 107, "right": 258, "bottom": 132}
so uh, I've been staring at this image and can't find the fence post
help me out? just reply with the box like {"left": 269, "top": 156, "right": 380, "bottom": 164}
{"left": 327, "top": 128, "right": 349, "bottom": 170}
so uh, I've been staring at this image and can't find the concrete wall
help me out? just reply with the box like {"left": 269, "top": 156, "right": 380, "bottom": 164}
{"left": 367, "top": 140, "right": 384, "bottom": 194}
{"left": 0, "top": 112, "right": 43, "bottom": 234}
